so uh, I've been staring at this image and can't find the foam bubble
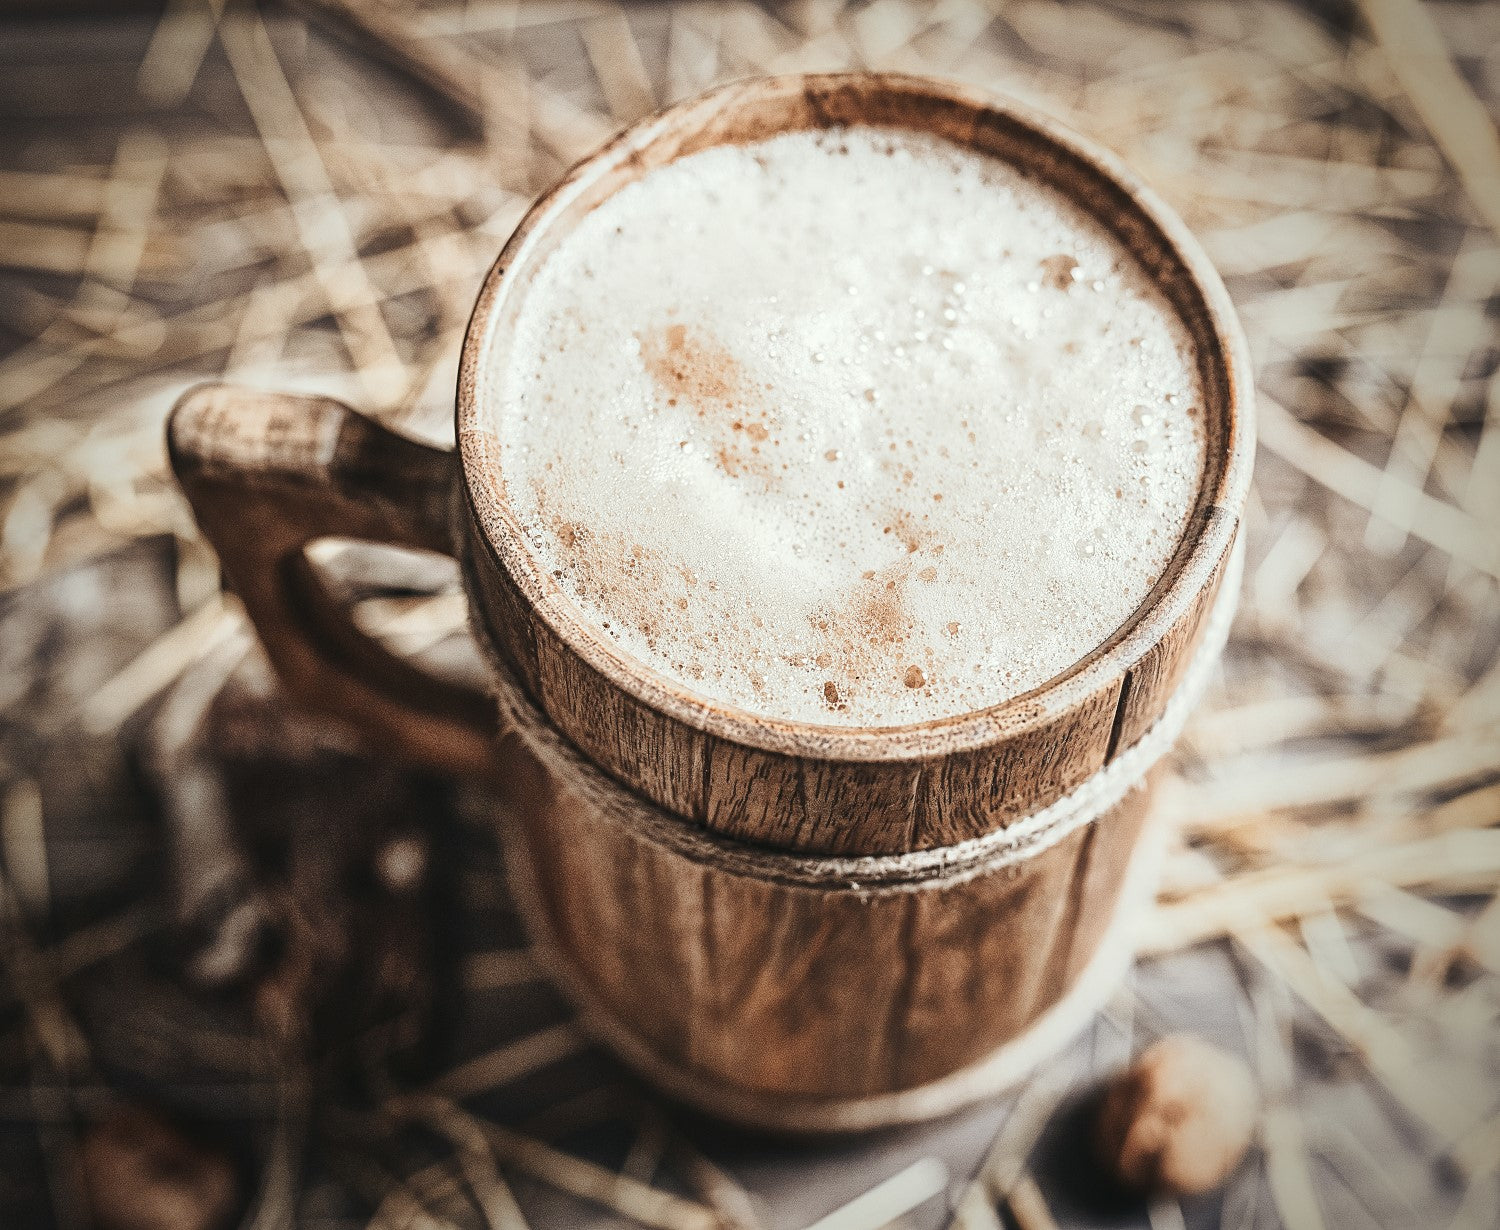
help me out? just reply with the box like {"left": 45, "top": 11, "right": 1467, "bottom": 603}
{"left": 488, "top": 127, "right": 1206, "bottom": 727}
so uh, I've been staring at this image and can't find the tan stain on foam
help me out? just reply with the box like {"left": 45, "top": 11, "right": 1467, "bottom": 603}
{"left": 533, "top": 475, "right": 748, "bottom": 681}
{"left": 804, "top": 513, "right": 946, "bottom": 713}
{"left": 532, "top": 476, "right": 667, "bottom": 641}
{"left": 639, "top": 322, "right": 780, "bottom": 486}
{"left": 884, "top": 508, "right": 932, "bottom": 555}
{"left": 640, "top": 322, "right": 741, "bottom": 407}
{"left": 1039, "top": 252, "right": 1081, "bottom": 289}
{"left": 851, "top": 563, "right": 913, "bottom": 647}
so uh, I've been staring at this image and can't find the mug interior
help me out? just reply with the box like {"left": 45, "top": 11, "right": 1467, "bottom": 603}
{"left": 457, "top": 72, "right": 1250, "bottom": 748}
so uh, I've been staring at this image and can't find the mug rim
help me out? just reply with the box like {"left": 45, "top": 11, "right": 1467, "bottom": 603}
{"left": 455, "top": 71, "right": 1253, "bottom": 765}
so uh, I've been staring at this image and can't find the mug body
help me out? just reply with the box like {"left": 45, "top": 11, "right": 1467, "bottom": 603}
{"left": 446, "top": 73, "right": 1252, "bottom": 1128}
{"left": 487, "top": 645, "right": 1167, "bottom": 1131}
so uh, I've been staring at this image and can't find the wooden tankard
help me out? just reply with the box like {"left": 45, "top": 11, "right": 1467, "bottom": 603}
{"left": 170, "top": 73, "right": 1252, "bottom": 1131}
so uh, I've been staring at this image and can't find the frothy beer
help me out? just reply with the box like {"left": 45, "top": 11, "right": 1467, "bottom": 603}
{"left": 488, "top": 127, "right": 1205, "bottom": 727}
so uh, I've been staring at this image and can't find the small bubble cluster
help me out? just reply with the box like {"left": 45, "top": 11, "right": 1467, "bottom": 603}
{"left": 489, "top": 126, "right": 1206, "bottom": 727}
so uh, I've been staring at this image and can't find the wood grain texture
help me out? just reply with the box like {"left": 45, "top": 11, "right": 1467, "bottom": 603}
{"left": 456, "top": 72, "right": 1254, "bottom": 855}
{"left": 168, "top": 383, "right": 498, "bottom": 778}
{"left": 488, "top": 649, "right": 1156, "bottom": 1112}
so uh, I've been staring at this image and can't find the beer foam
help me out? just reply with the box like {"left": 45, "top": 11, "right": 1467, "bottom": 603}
{"left": 487, "top": 127, "right": 1206, "bottom": 727}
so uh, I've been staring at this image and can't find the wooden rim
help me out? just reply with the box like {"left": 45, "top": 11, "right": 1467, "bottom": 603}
{"left": 459, "top": 72, "right": 1254, "bottom": 786}
{"left": 457, "top": 72, "right": 1251, "bottom": 766}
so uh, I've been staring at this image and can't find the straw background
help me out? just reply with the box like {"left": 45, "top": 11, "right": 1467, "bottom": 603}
{"left": 1, "top": 1, "right": 1498, "bottom": 1227}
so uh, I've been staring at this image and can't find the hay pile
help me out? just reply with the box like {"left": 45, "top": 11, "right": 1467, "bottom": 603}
{"left": 1, "top": 1, "right": 1497, "bottom": 1227}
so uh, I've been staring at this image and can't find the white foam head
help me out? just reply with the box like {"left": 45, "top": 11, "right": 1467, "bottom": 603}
{"left": 486, "top": 126, "right": 1206, "bottom": 727}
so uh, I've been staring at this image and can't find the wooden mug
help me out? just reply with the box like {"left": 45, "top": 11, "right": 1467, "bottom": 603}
{"left": 169, "top": 73, "right": 1253, "bottom": 1131}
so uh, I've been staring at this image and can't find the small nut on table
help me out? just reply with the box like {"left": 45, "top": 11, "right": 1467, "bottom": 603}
{"left": 1095, "top": 1033, "right": 1258, "bottom": 1196}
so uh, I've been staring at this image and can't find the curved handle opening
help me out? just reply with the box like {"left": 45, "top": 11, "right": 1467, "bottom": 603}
{"left": 168, "top": 382, "right": 498, "bottom": 779}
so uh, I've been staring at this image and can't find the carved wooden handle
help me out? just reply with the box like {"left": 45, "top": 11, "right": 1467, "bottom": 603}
{"left": 168, "top": 383, "right": 497, "bottom": 777}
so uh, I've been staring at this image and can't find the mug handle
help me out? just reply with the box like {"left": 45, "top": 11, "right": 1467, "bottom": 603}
{"left": 167, "top": 382, "right": 499, "bottom": 778}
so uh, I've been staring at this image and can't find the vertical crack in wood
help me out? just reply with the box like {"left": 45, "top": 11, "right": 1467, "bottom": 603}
{"left": 1104, "top": 670, "right": 1135, "bottom": 763}
{"left": 697, "top": 734, "right": 713, "bottom": 825}
{"left": 905, "top": 764, "right": 925, "bottom": 853}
